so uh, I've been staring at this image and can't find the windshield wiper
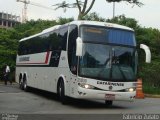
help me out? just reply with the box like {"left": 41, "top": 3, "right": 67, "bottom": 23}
{"left": 111, "top": 56, "right": 126, "bottom": 81}
{"left": 117, "top": 64, "right": 127, "bottom": 81}
{"left": 97, "top": 58, "right": 110, "bottom": 78}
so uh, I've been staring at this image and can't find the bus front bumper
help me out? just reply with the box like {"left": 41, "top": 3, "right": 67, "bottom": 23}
{"left": 76, "top": 87, "right": 136, "bottom": 101}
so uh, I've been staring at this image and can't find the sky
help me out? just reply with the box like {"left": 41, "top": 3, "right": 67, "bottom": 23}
{"left": 0, "top": 0, "right": 160, "bottom": 29}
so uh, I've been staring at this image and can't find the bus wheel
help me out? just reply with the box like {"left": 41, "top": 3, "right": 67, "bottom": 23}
{"left": 23, "top": 76, "right": 28, "bottom": 92}
{"left": 105, "top": 100, "right": 113, "bottom": 106}
{"left": 19, "top": 76, "right": 24, "bottom": 90}
{"left": 58, "top": 80, "right": 67, "bottom": 105}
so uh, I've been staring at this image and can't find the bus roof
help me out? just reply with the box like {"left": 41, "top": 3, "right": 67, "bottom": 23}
{"left": 20, "top": 25, "right": 61, "bottom": 42}
{"left": 70, "top": 20, "right": 134, "bottom": 31}
{"left": 20, "top": 20, "right": 133, "bottom": 42}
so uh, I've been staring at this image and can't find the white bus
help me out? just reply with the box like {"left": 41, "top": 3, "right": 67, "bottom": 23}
{"left": 16, "top": 20, "right": 151, "bottom": 105}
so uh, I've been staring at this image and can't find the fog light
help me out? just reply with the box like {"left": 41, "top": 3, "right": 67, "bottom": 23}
{"left": 84, "top": 84, "right": 89, "bottom": 89}
{"left": 78, "top": 83, "right": 95, "bottom": 89}
{"left": 129, "top": 88, "right": 134, "bottom": 92}
{"left": 125, "top": 88, "right": 135, "bottom": 92}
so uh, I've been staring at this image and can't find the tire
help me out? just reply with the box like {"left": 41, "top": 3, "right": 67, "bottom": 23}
{"left": 105, "top": 100, "right": 113, "bottom": 106}
{"left": 19, "top": 76, "right": 24, "bottom": 90}
{"left": 58, "top": 80, "right": 68, "bottom": 105}
{"left": 23, "top": 76, "right": 28, "bottom": 92}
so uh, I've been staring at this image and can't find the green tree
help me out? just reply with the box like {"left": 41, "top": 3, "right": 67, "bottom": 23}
{"left": 53, "top": 0, "right": 143, "bottom": 20}
{"left": 1, "top": 16, "right": 160, "bottom": 94}
{"left": 82, "top": 12, "right": 106, "bottom": 21}
{"left": 0, "top": 18, "right": 73, "bottom": 81}
{"left": 106, "top": 0, "right": 143, "bottom": 7}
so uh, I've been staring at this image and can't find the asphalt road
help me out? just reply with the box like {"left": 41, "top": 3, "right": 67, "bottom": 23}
{"left": 0, "top": 83, "right": 160, "bottom": 120}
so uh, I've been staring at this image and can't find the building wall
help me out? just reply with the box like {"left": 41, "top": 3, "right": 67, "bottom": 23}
{"left": 0, "top": 12, "right": 21, "bottom": 28}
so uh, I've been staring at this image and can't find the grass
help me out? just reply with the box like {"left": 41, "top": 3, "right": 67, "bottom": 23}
{"left": 143, "top": 83, "right": 160, "bottom": 95}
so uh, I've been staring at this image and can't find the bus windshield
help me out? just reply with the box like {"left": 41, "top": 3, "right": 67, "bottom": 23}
{"left": 79, "top": 26, "right": 137, "bottom": 82}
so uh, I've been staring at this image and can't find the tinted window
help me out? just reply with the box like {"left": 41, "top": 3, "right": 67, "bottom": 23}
{"left": 80, "top": 26, "right": 107, "bottom": 43}
{"left": 18, "top": 26, "right": 69, "bottom": 55}
{"left": 67, "top": 25, "right": 78, "bottom": 74}
{"left": 18, "top": 34, "right": 50, "bottom": 55}
{"left": 58, "top": 26, "right": 68, "bottom": 50}
{"left": 49, "top": 30, "right": 60, "bottom": 50}
{"left": 80, "top": 25, "right": 136, "bottom": 47}
{"left": 108, "top": 29, "right": 136, "bottom": 46}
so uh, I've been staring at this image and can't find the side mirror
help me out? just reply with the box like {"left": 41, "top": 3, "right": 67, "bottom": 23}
{"left": 76, "top": 37, "right": 83, "bottom": 56}
{"left": 140, "top": 44, "right": 151, "bottom": 63}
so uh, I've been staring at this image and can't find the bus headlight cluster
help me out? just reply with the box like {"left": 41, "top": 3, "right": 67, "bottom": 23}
{"left": 78, "top": 83, "right": 95, "bottom": 89}
{"left": 125, "top": 88, "right": 136, "bottom": 92}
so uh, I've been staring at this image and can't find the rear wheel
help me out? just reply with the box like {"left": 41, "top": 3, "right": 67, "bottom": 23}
{"left": 58, "top": 80, "right": 68, "bottom": 105}
{"left": 23, "top": 76, "right": 28, "bottom": 92}
{"left": 19, "top": 75, "right": 24, "bottom": 90}
{"left": 105, "top": 100, "right": 113, "bottom": 106}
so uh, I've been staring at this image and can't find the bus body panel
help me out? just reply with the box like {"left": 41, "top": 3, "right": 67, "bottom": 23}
{"left": 16, "top": 20, "right": 138, "bottom": 103}
{"left": 76, "top": 87, "right": 136, "bottom": 101}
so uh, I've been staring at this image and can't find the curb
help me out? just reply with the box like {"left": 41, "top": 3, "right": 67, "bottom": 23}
{"left": 145, "top": 94, "right": 160, "bottom": 98}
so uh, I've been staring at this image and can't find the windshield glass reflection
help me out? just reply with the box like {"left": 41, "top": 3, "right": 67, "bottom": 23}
{"left": 79, "top": 43, "right": 137, "bottom": 82}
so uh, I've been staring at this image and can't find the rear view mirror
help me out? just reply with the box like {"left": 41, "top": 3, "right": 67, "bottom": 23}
{"left": 140, "top": 44, "right": 151, "bottom": 63}
{"left": 76, "top": 37, "right": 83, "bottom": 56}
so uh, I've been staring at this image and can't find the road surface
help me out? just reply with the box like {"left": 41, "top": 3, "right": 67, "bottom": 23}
{"left": 0, "top": 83, "right": 160, "bottom": 120}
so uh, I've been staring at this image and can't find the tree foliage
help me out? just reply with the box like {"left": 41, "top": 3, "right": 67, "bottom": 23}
{"left": 0, "top": 15, "right": 160, "bottom": 93}
{"left": 53, "top": 0, "right": 143, "bottom": 19}
{"left": 0, "top": 18, "right": 70, "bottom": 80}
{"left": 106, "top": 0, "right": 143, "bottom": 7}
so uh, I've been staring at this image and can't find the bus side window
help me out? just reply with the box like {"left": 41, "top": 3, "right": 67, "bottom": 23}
{"left": 68, "top": 25, "right": 78, "bottom": 75}
{"left": 58, "top": 26, "right": 68, "bottom": 50}
{"left": 49, "top": 30, "right": 59, "bottom": 50}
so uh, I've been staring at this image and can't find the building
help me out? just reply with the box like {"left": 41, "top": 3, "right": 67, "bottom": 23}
{"left": 0, "top": 12, "right": 21, "bottom": 28}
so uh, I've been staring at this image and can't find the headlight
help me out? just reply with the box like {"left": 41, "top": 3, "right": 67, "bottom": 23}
{"left": 78, "top": 83, "right": 95, "bottom": 89}
{"left": 125, "top": 88, "right": 136, "bottom": 92}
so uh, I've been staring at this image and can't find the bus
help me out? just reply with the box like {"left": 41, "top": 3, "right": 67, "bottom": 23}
{"left": 16, "top": 20, "right": 151, "bottom": 105}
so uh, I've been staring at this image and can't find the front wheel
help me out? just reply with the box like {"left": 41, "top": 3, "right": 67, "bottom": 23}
{"left": 58, "top": 80, "right": 68, "bottom": 105}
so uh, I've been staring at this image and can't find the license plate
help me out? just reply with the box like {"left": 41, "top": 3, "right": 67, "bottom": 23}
{"left": 105, "top": 94, "right": 115, "bottom": 100}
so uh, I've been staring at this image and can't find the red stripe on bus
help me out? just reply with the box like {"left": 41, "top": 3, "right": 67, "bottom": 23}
{"left": 45, "top": 51, "right": 50, "bottom": 64}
